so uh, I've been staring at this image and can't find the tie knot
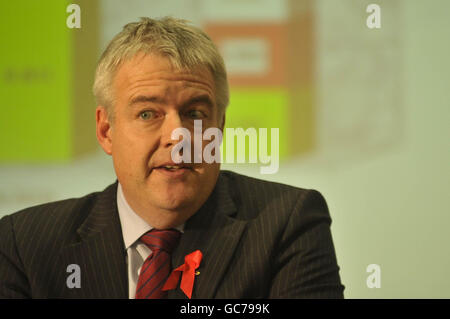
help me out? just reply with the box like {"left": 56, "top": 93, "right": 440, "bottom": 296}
{"left": 139, "top": 229, "right": 181, "bottom": 253}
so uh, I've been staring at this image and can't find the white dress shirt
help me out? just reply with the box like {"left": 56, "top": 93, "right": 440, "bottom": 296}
{"left": 116, "top": 183, "right": 184, "bottom": 299}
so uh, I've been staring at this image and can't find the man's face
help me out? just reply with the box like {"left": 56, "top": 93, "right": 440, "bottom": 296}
{"left": 97, "top": 53, "right": 223, "bottom": 228}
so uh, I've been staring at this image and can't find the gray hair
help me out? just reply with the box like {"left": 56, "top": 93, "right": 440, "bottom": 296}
{"left": 93, "top": 17, "right": 229, "bottom": 120}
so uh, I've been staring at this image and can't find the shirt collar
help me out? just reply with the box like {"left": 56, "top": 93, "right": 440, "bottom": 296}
{"left": 116, "top": 183, "right": 184, "bottom": 249}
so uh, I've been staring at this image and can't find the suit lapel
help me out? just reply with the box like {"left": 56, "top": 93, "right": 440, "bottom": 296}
{"left": 55, "top": 174, "right": 244, "bottom": 299}
{"left": 169, "top": 173, "right": 247, "bottom": 299}
{"left": 56, "top": 182, "right": 128, "bottom": 298}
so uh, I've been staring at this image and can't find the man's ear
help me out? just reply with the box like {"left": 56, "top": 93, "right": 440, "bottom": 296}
{"left": 96, "top": 106, "right": 113, "bottom": 155}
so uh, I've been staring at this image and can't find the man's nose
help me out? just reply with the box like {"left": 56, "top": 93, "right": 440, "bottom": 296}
{"left": 160, "top": 112, "right": 184, "bottom": 147}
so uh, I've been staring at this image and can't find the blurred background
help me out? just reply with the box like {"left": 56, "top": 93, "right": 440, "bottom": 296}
{"left": 1, "top": 0, "right": 449, "bottom": 298}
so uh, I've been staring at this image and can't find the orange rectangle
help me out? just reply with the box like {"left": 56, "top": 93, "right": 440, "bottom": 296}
{"left": 205, "top": 23, "right": 287, "bottom": 87}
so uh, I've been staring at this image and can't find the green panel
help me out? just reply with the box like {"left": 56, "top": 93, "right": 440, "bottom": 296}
{"left": 0, "top": 1, "right": 71, "bottom": 162}
{"left": 289, "top": 85, "right": 316, "bottom": 155}
{"left": 221, "top": 87, "right": 289, "bottom": 163}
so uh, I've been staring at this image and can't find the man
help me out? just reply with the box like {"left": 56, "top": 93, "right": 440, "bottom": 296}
{"left": 0, "top": 17, "right": 344, "bottom": 299}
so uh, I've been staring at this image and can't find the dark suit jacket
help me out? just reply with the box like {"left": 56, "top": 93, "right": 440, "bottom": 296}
{"left": 0, "top": 170, "right": 344, "bottom": 299}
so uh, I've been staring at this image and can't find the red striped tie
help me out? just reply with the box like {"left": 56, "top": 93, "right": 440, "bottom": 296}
{"left": 135, "top": 229, "right": 181, "bottom": 299}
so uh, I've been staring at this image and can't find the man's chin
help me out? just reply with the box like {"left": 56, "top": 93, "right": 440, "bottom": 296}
{"left": 154, "top": 195, "right": 194, "bottom": 212}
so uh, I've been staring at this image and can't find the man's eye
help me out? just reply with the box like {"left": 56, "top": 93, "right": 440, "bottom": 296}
{"left": 186, "top": 110, "right": 205, "bottom": 119}
{"left": 139, "top": 110, "right": 155, "bottom": 120}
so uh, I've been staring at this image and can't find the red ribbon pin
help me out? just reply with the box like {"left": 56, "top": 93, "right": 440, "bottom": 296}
{"left": 162, "top": 250, "right": 203, "bottom": 299}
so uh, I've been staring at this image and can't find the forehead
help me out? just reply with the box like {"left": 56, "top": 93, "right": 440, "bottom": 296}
{"left": 113, "top": 53, "right": 216, "bottom": 103}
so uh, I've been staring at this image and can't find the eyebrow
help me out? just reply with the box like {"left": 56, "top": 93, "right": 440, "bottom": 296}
{"left": 180, "top": 95, "right": 215, "bottom": 110}
{"left": 128, "top": 94, "right": 215, "bottom": 109}
{"left": 128, "top": 95, "right": 165, "bottom": 106}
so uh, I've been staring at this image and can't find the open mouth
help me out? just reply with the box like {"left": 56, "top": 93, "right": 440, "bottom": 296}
{"left": 157, "top": 165, "right": 190, "bottom": 171}
{"left": 153, "top": 164, "right": 193, "bottom": 175}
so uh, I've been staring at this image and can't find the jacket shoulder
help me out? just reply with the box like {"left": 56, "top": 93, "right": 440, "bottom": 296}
{"left": 0, "top": 184, "right": 113, "bottom": 250}
{"left": 221, "top": 170, "right": 308, "bottom": 192}
{"left": 219, "top": 170, "right": 328, "bottom": 221}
